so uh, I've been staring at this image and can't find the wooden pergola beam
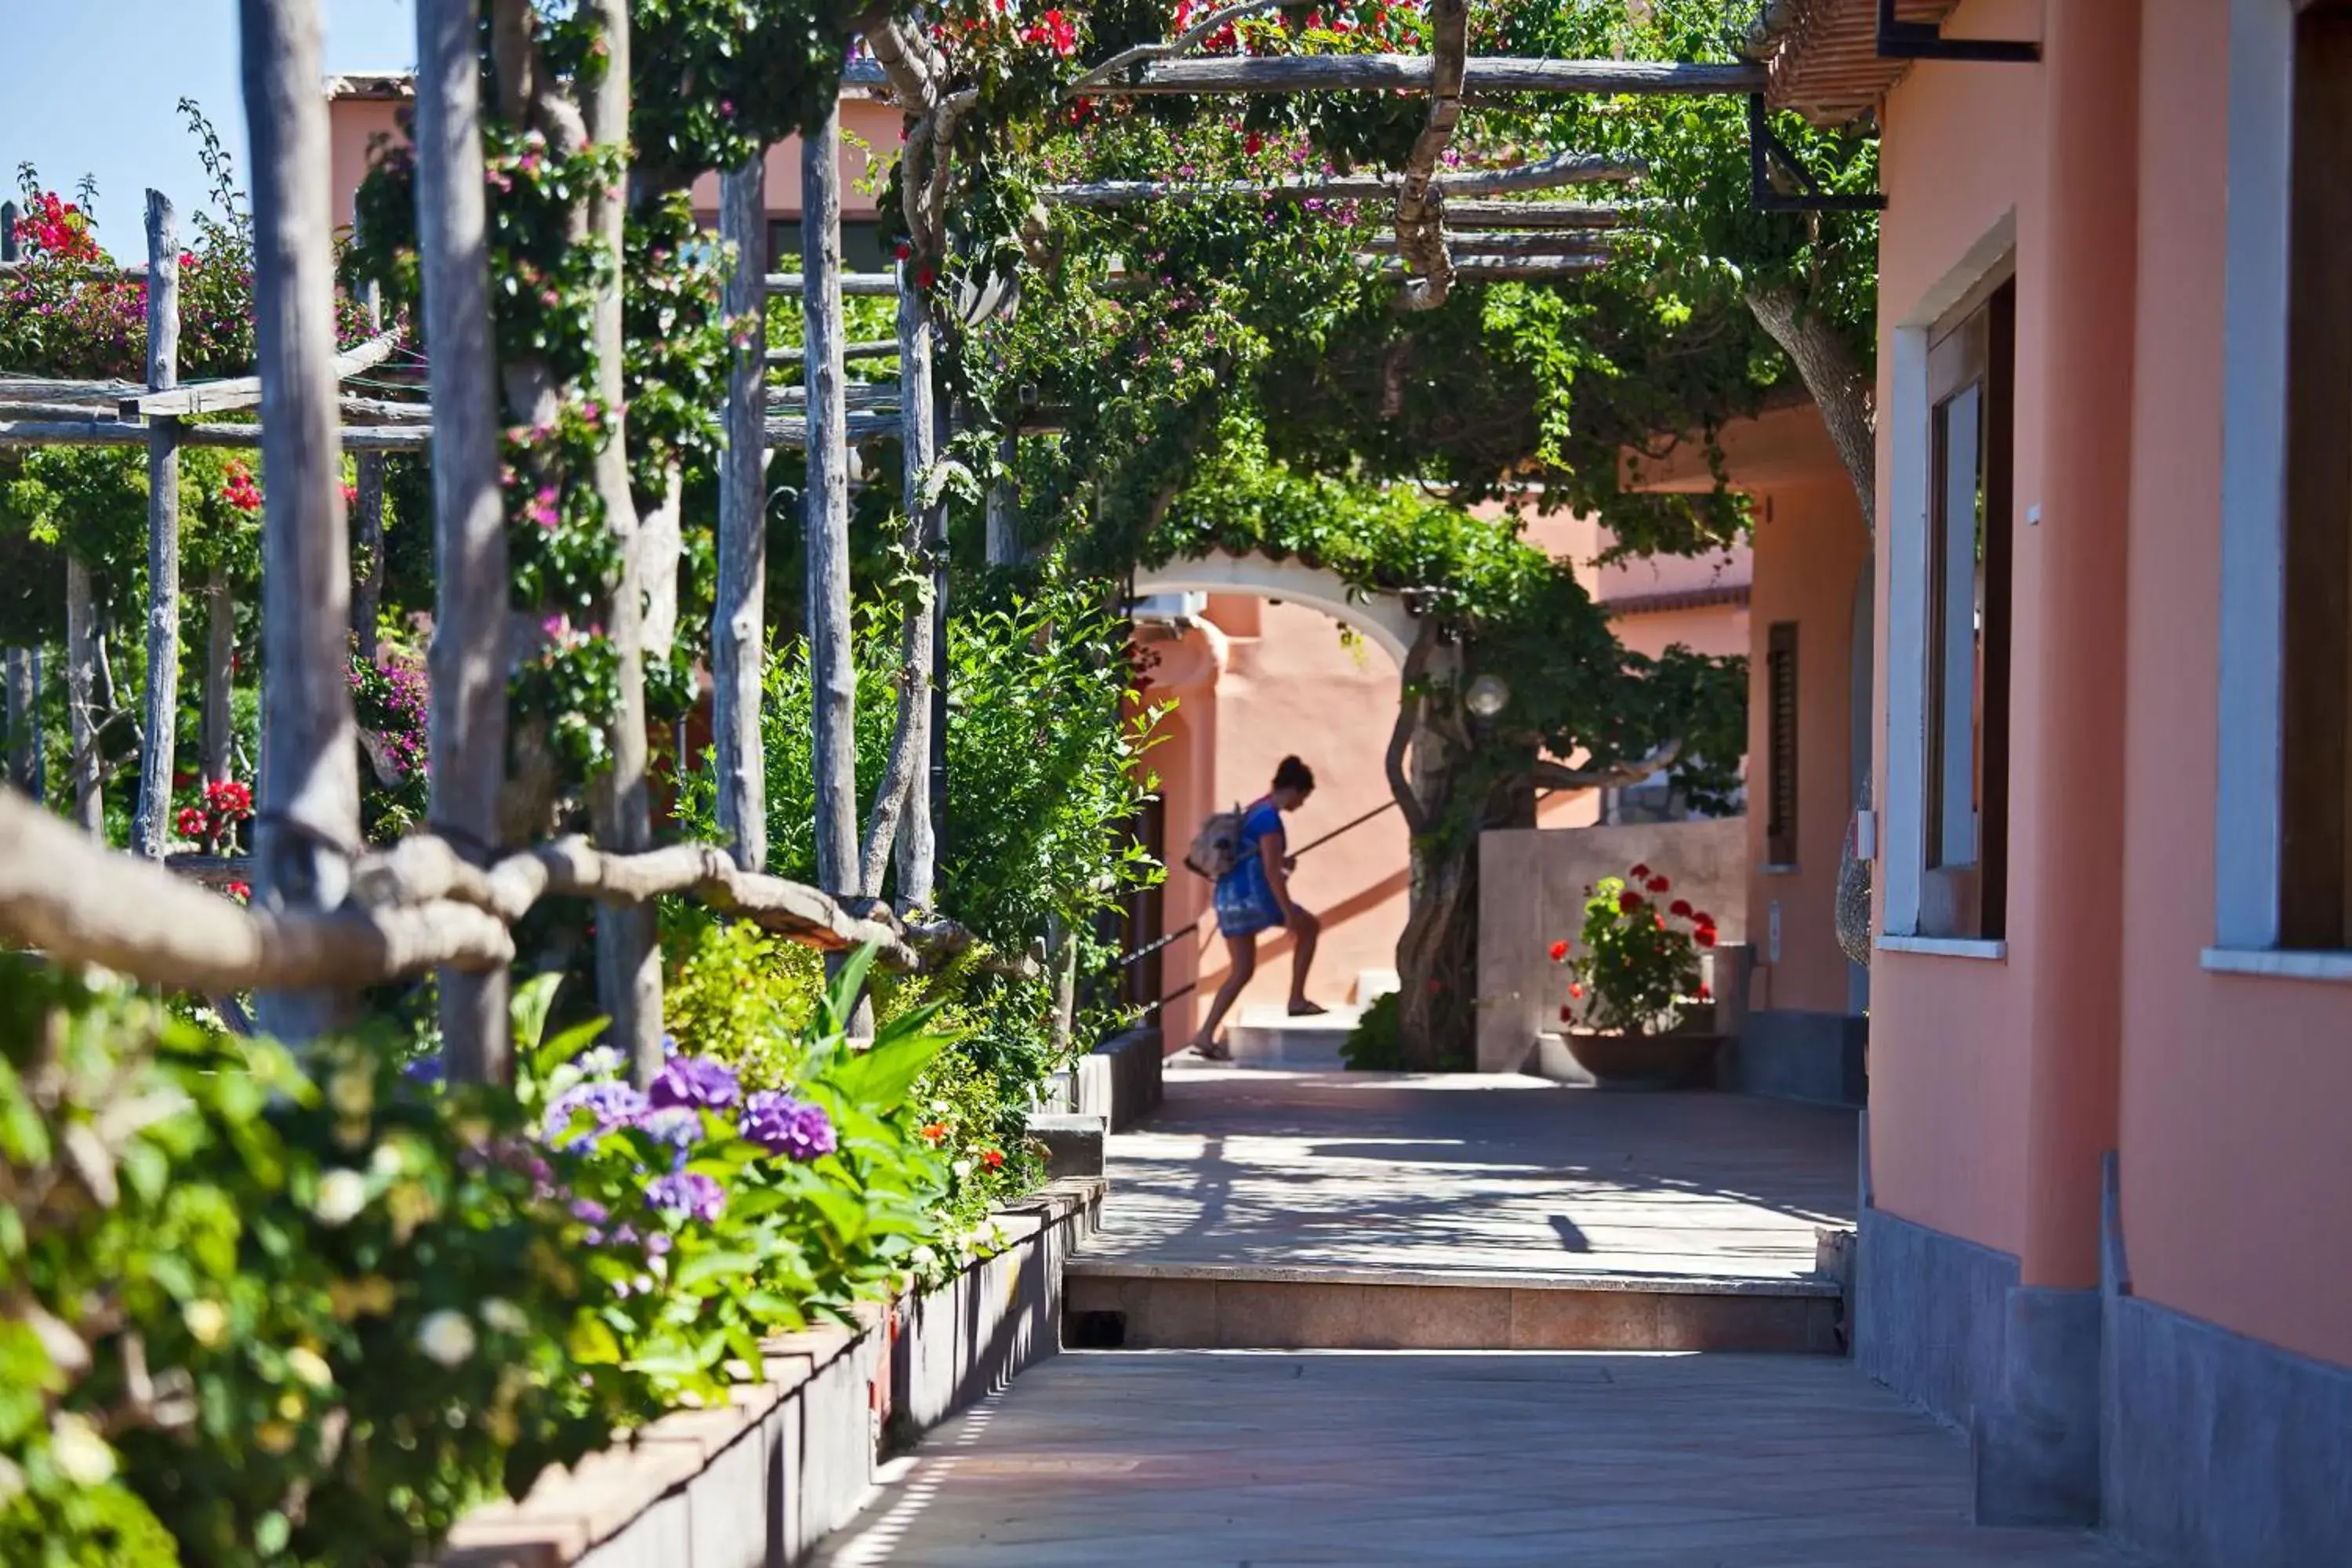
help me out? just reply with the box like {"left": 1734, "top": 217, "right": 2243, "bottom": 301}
{"left": 1364, "top": 230, "right": 1617, "bottom": 257}
{"left": 764, "top": 270, "right": 901, "bottom": 297}
{"left": 1363, "top": 253, "right": 1609, "bottom": 280}
{"left": 1442, "top": 200, "right": 1630, "bottom": 229}
{"left": 116, "top": 330, "right": 401, "bottom": 420}
{"left": 1073, "top": 55, "right": 1766, "bottom": 97}
{"left": 1042, "top": 151, "right": 1641, "bottom": 209}
{"left": 767, "top": 339, "right": 898, "bottom": 365}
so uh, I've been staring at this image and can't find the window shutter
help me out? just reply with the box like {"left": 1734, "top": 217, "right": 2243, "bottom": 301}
{"left": 1767, "top": 622, "right": 1799, "bottom": 866}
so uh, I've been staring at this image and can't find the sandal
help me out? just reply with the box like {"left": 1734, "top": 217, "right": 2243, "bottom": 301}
{"left": 1196, "top": 1036, "right": 1233, "bottom": 1062}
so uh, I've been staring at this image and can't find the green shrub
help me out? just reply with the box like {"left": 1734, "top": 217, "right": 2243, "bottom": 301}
{"left": 1341, "top": 992, "right": 1403, "bottom": 1070}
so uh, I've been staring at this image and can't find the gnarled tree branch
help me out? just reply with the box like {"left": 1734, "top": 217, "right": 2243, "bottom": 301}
{"left": 1395, "top": 0, "right": 1468, "bottom": 313}
{"left": 1385, "top": 622, "right": 1439, "bottom": 838}
{"left": 1526, "top": 739, "right": 1684, "bottom": 795}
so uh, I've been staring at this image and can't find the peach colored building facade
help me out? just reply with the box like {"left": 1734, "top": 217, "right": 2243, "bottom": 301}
{"left": 1762, "top": 2, "right": 2352, "bottom": 1559}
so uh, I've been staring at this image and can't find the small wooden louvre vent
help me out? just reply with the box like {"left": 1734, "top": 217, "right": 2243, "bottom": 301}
{"left": 1767, "top": 622, "right": 1799, "bottom": 866}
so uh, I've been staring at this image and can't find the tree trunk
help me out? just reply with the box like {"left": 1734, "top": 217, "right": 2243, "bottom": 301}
{"left": 714, "top": 154, "right": 770, "bottom": 873}
{"left": 985, "top": 432, "right": 1019, "bottom": 566}
{"left": 64, "top": 558, "right": 103, "bottom": 835}
{"left": 350, "top": 452, "right": 386, "bottom": 660}
{"left": 1746, "top": 283, "right": 1875, "bottom": 535}
{"left": 579, "top": 0, "right": 662, "bottom": 1081}
{"left": 867, "top": 270, "right": 941, "bottom": 906}
{"left": 242, "top": 0, "right": 364, "bottom": 1044}
{"left": 416, "top": 0, "right": 514, "bottom": 1081}
{"left": 201, "top": 565, "right": 234, "bottom": 786}
{"left": 5, "top": 648, "right": 40, "bottom": 804}
{"left": 803, "top": 105, "right": 858, "bottom": 902}
{"left": 132, "top": 190, "right": 181, "bottom": 860}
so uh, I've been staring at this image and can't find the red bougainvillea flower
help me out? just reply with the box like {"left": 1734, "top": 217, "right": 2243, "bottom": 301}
{"left": 1244, "top": 129, "right": 1264, "bottom": 155}
{"left": 1628, "top": 862, "right": 1651, "bottom": 881}
{"left": 1646, "top": 875, "right": 1671, "bottom": 894}
{"left": 1669, "top": 898, "right": 1693, "bottom": 918}
{"left": 176, "top": 806, "right": 207, "bottom": 839}
{"left": 981, "top": 1149, "right": 1005, "bottom": 1171}
{"left": 1617, "top": 889, "right": 1643, "bottom": 913}
{"left": 919, "top": 1123, "right": 949, "bottom": 1145}
{"left": 1548, "top": 939, "right": 1569, "bottom": 962}
{"left": 893, "top": 240, "right": 911, "bottom": 261}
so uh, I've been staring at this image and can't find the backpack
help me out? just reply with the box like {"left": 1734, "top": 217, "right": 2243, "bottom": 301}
{"left": 1184, "top": 804, "right": 1248, "bottom": 881}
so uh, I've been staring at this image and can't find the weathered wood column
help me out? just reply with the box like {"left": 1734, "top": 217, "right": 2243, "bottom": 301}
{"left": 200, "top": 568, "right": 234, "bottom": 786}
{"left": 715, "top": 154, "right": 770, "bottom": 873}
{"left": 803, "top": 104, "right": 857, "bottom": 902}
{"left": 4, "top": 650, "right": 39, "bottom": 804}
{"left": 131, "top": 191, "right": 181, "bottom": 858}
{"left": 416, "top": 0, "right": 512, "bottom": 1080}
{"left": 350, "top": 456, "right": 387, "bottom": 661}
{"left": 64, "top": 560, "right": 100, "bottom": 834}
{"left": 241, "top": 0, "right": 362, "bottom": 1042}
{"left": 888, "top": 270, "right": 941, "bottom": 907}
{"left": 579, "top": 0, "right": 662, "bottom": 1080}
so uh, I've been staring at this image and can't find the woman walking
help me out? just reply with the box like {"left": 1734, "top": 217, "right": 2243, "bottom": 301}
{"left": 1191, "top": 756, "right": 1323, "bottom": 1060}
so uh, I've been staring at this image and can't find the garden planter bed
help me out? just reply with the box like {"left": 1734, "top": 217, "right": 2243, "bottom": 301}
{"left": 438, "top": 1178, "right": 1105, "bottom": 1568}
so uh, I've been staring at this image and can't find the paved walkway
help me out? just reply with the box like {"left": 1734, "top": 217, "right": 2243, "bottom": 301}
{"left": 1083, "top": 1063, "right": 1857, "bottom": 1282}
{"left": 817, "top": 1351, "right": 2147, "bottom": 1566}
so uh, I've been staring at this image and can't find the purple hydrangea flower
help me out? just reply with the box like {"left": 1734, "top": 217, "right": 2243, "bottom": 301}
{"left": 631, "top": 1104, "right": 704, "bottom": 1151}
{"left": 648, "top": 1054, "right": 740, "bottom": 1113}
{"left": 644, "top": 1169, "right": 725, "bottom": 1224}
{"left": 403, "top": 1053, "right": 446, "bottom": 1086}
{"left": 569, "top": 1197, "right": 610, "bottom": 1227}
{"left": 740, "top": 1091, "right": 837, "bottom": 1162}
{"left": 543, "top": 1079, "right": 648, "bottom": 1149}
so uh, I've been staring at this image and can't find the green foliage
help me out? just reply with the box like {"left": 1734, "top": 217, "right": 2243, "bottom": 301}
{"left": 1340, "top": 990, "right": 1403, "bottom": 1071}
{"left": 1559, "top": 869, "right": 1717, "bottom": 1036}
{"left": 0, "top": 960, "right": 649, "bottom": 1568}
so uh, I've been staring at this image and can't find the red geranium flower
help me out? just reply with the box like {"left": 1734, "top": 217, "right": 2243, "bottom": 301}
{"left": 1548, "top": 939, "right": 1569, "bottom": 962}
{"left": 1617, "top": 889, "right": 1643, "bottom": 913}
{"left": 1628, "top": 862, "right": 1651, "bottom": 880}
{"left": 1694, "top": 927, "right": 1718, "bottom": 949}
{"left": 920, "top": 1122, "right": 949, "bottom": 1145}
{"left": 1693, "top": 910, "right": 1714, "bottom": 928}
{"left": 1569, "top": 982, "right": 1584, "bottom": 1000}
{"left": 1697, "top": 982, "right": 1713, "bottom": 1001}
{"left": 1669, "top": 898, "right": 1693, "bottom": 918}
{"left": 981, "top": 1149, "right": 1005, "bottom": 1171}
{"left": 1646, "top": 875, "right": 1671, "bottom": 894}
{"left": 226, "top": 881, "right": 251, "bottom": 902}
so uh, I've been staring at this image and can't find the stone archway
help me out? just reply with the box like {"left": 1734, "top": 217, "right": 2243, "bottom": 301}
{"left": 1134, "top": 553, "right": 1417, "bottom": 668}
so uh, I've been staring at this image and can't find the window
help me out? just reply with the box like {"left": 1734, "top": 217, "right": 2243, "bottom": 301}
{"left": 1918, "top": 281, "right": 2015, "bottom": 940}
{"left": 2280, "top": 0, "right": 2352, "bottom": 950}
{"left": 768, "top": 218, "right": 888, "bottom": 276}
{"left": 1766, "top": 622, "right": 1799, "bottom": 865}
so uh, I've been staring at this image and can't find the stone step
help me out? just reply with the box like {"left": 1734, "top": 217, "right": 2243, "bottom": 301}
{"left": 1224, "top": 1004, "right": 1361, "bottom": 1068}
{"left": 1061, "top": 1259, "right": 1844, "bottom": 1355}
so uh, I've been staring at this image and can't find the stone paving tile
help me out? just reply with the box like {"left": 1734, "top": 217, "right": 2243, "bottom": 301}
{"left": 813, "top": 1351, "right": 2155, "bottom": 1567}
{"left": 1083, "top": 1065, "right": 1856, "bottom": 1283}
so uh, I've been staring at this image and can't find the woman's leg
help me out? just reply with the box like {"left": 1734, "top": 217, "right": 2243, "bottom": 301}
{"left": 1190, "top": 932, "right": 1257, "bottom": 1056}
{"left": 1286, "top": 906, "right": 1324, "bottom": 1015}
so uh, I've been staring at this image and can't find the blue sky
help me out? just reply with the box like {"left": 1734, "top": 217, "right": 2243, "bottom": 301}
{"left": 2, "top": 2, "right": 416, "bottom": 238}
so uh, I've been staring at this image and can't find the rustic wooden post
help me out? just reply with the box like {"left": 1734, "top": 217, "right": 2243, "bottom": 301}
{"left": 579, "top": 0, "right": 662, "bottom": 1078}
{"left": 350, "top": 456, "right": 386, "bottom": 661}
{"left": 4, "top": 650, "right": 39, "bottom": 803}
{"left": 416, "top": 0, "right": 511, "bottom": 1080}
{"left": 892, "top": 273, "right": 940, "bottom": 907}
{"left": 714, "top": 155, "right": 770, "bottom": 874}
{"left": 985, "top": 432, "right": 1018, "bottom": 565}
{"left": 803, "top": 105, "right": 858, "bottom": 904}
{"left": 201, "top": 568, "right": 234, "bottom": 785}
{"left": 64, "top": 561, "right": 100, "bottom": 834}
{"left": 131, "top": 191, "right": 181, "bottom": 859}
{"left": 241, "top": 0, "right": 362, "bottom": 1042}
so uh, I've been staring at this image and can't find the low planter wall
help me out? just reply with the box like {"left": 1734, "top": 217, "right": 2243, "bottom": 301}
{"left": 439, "top": 1177, "right": 1105, "bottom": 1568}
{"left": 1036, "top": 1026, "right": 1165, "bottom": 1130}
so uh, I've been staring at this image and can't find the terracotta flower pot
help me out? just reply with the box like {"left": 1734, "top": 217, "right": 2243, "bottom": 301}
{"left": 1559, "top": 1029, "right": 1721, "bottom": 1091}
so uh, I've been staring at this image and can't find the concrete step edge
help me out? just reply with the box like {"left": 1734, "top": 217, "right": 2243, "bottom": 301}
{"left": 1063, "top": 1257, "right": 1842, "bottom": 1298}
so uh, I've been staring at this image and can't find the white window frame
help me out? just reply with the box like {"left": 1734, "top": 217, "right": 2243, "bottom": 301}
{"left": 2208, "top": 0, "right": 2352, "bottom": 982}
{"left": 1881, "top": 214, "right": 2016, "bottom": 960}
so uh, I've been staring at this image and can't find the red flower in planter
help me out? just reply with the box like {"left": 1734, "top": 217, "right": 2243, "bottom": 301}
{"left": 1559, "top": 1004, "right": 1573, "bottom": 1022}
{"left": 1617, "top": 889, "right": 1643, "bottom": 913}
{"left": 981, "top": 1149, "right": 1005, "bottom": 1171}
{"left": 1669, "top": 898, "right": 1693, "bottom": 918}
{"left": 919, "top": 1122, "right": 949, "bottom": 1145}
{"left": 1548, "top": 939, "right": 1569, "bottom": 962}
{"left": 226, "top": 881, "right": 251, "bottom": 902}
{"left": 1628, "top": 862, "right": 1651, "bottom": 880}
{"left": 1646, "top": 875, "right": 1671, "bottom": 894}
{"left": 1697, "top": 982, "right": 1713, "bottom": 1001}
{"left": 1653, "top": 914, "right": 1665, "bottom": 931}
{"left": 1569, "top": 982, "right": 1584, "bottom": 1000}
{"left": 1693, "top": 910, "right": 1714, "bottom": 928}
{"left": 1694, "top": 927, "right": 1718, "bottom": 949}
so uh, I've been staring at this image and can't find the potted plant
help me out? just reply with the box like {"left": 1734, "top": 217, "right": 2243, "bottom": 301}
{"left": 1548, "top": 862, "right": 1720, "bottom": 1089}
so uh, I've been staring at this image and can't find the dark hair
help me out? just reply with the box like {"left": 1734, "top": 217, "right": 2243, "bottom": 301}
{"left": 1273, "top": 755, "right": 1316, "bottom": 793}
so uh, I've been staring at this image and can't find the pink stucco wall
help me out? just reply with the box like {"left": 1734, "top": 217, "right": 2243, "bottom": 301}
{"left": 1867, "top": 0, "right": 2048, "bottom": 1265}
{"left": 2112, "top": 0, "right": 2352, "bottom": 1368}
{"left": 1866, "top": 0, "right": 2352, "bottom": 1367}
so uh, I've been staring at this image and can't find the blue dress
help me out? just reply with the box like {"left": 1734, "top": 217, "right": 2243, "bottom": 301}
{"left": 1213, "top": 800, "right": 1287, "bottom": 938}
